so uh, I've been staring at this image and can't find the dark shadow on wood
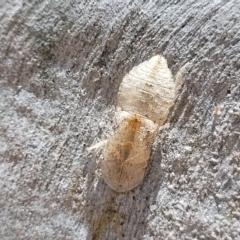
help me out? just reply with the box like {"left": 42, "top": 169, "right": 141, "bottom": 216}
{"left": 85, "top": 147, "right": 163, "bottom": 240}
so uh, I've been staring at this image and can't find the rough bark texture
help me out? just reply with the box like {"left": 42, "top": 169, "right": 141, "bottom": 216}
{"left": 0, "top": 1, "right": 240, "bottom": 239}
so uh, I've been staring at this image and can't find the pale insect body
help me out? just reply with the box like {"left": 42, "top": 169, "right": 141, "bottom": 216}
{"left": 101, "top": 55, "right": 181, "bottom": 192}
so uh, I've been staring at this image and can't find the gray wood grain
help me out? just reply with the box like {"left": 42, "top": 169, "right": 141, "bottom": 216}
{"left": 0, "top": 1, "right": 240, "bottom": 239}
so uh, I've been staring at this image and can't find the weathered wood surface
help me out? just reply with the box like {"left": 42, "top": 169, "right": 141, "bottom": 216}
{"left": 0, "top": 1, "right": 240, "bottom": 239}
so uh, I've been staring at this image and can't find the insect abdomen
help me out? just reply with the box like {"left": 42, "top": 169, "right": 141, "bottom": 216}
{"left": 117, "top": 55, "right": 175, "bottom": 125}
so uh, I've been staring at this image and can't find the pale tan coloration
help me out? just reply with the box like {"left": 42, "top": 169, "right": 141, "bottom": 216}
{"left": 101, "top": 111, "right": 158, "bottom": 192}
{"left": 87, "top": 140, "right": 107, "bottom": 152}
{"left": 214, "top": 106, "right": 221, "bottom": 115}
{"left": 117, "top": 55, "right": 176, "bottom": 125}
{"left": 101, "top": 55, "right": 183, "bottom": 192}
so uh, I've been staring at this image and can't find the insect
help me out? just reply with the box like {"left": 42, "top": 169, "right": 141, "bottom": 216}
{"left": 100, "top": 55, "right": 185, "bottom": 192}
